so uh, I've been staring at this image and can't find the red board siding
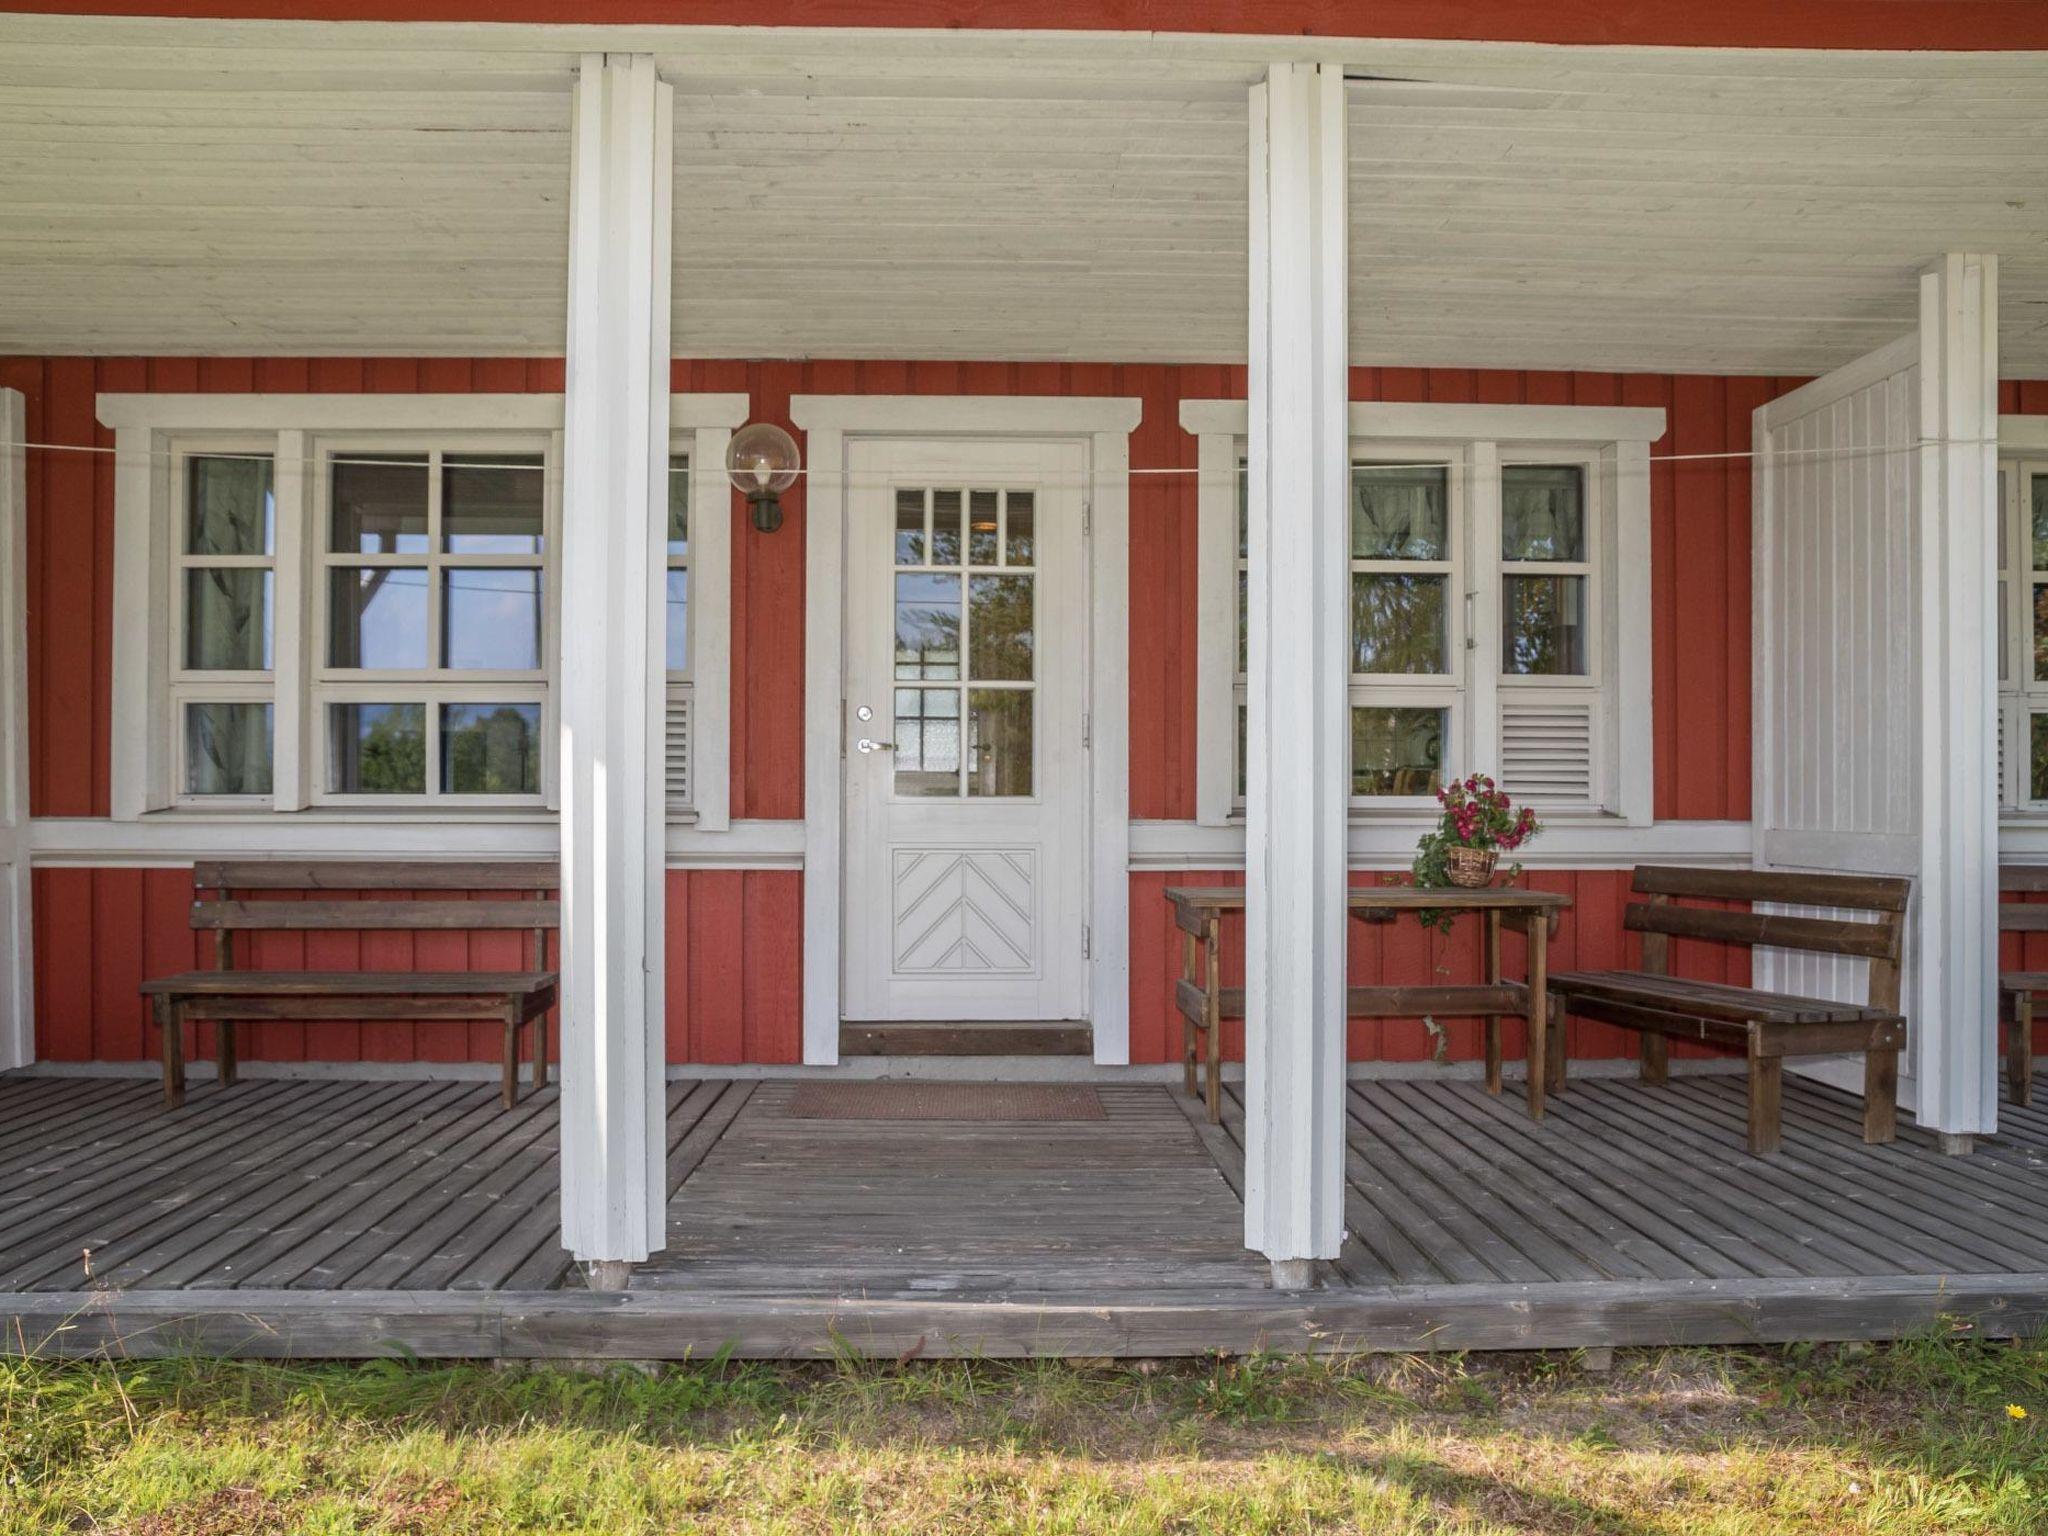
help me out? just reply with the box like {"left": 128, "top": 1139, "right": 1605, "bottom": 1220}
{"left": 7, "top": 1, "right": 2047, "bottom": 51}
{"left": 30, "top": 866, "right": 804, "bottom": 1067}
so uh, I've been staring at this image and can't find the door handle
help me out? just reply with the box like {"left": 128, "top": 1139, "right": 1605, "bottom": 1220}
{"left": 856, "top": 738, "right": 896, "bottom": 754}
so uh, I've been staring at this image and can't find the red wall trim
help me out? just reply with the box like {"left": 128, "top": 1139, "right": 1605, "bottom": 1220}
{"left": 8, "top": 2, "right": 2048, "bottom": 50}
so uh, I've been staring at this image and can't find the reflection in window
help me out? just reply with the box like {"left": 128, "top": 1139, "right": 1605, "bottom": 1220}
{"left": 327, "top": 702, "right": 426, "bottom": 794}
{"left": 443, "top": 568, "right": 542, "bottom": 670}
{"left": 443, "top": 454, "right": 544, "bottom": 554}
{"left": 1352, "top": 707, "right": 1445, "bottom": 798}
{"left": 441, "top": 702, "right": 541, "bottom": 794}
{"left": 329, "top": 567, "right": 429, "bottom": 669}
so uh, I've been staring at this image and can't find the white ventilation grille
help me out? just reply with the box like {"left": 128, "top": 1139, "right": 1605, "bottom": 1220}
{"left": 1500, "top": 697, "right": 1595, "bottom": 805}
{"left": 665, "top": 692, "right": 692, "bottom": 806}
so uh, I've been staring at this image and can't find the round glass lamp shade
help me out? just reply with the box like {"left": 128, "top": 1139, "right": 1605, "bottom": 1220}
{"left": 725, "top": 422, "right": 801, "bottom": 496}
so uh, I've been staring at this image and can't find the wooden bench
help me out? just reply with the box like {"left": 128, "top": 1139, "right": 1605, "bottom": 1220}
{"left": 1998, "top": 866, "right": 2046, "bottom": 1107}
{"left": 1547, "top": 866, "right": 1909, "bottom": 1155}
{"left": 140, "top": 861, "right": 558, "bottom": 1111}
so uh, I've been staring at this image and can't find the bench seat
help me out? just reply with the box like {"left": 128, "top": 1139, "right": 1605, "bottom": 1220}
{"left": 143, "top": 971, "right": 557, "bottom": 997}
{"left": 1545, "top": 866, "right": 1910, "bottom": 1155}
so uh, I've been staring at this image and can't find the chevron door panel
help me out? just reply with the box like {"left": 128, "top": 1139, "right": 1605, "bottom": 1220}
{"left": 891, "top": 846, "right": 1037, "bottom": 975}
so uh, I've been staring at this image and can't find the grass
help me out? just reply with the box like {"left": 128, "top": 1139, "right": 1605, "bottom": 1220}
{"left": 0, "top": 1335, "right": 2043, "bottom": 1534}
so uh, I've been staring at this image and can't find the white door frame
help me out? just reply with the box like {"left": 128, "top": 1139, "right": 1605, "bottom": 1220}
{"left": 792, "top": 395, "right": 1140, "bottom": 1066}
{"left": 0, "top": 389, "right": 31, "bottom": 1070}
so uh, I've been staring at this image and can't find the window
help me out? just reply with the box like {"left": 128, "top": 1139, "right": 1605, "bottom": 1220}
{"left": 665, "top": 452, "right": 692, "bottom": 806}
{"left": 1190, "top": 399, "right": 1658, "bottom": 826}
{"left": 313, "top": 443, "right": 551, "bottom": 804}
{"left": 106, "top": 392, "right": 746, "bottom": 826}
{"left": 1997, "top": 458, "right": 2048, "bottom": 808}
{"left": 174, "top": 447, "right": 276, "bottom": 800}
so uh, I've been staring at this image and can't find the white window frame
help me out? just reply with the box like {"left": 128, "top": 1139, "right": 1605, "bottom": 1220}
{"left": 1996, "top": 451, "right": 2048, "bottom": 813}
{"left": 102, "top": 393, "right": 746, "bottom": 827}
{"left": 1186, "top": 399, "right": 1662, "bottom": 829}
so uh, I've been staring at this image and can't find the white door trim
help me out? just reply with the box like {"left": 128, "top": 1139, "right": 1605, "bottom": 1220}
{"left": 791, "top": 394, "right": 1140, "bottom": 1066}
{"left": 0, "top": 389, "right": 30, "bottom": 1070}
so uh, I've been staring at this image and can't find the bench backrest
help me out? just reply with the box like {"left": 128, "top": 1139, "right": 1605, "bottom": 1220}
{"left": 1623, "top": 866, "right": 1909, "bottom": 1009}
{"left": 2000, "top": 865, "right": 2048, "bottom": 931}
{"left": 190, "top": 861, "right": 559, "bottom": 973}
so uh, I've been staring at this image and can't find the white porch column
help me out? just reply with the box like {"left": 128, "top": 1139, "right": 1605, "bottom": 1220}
{"left": 1916, "top": 251, "right": 2000, "bottom": 1147}
{"left": 558, "top": 52, "right": 672, "bottom": 1278}
{"left": 1243, "top": 62, "right": 1349, "bottom": 1283}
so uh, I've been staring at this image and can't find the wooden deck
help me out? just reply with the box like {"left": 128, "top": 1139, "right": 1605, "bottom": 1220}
{"left": 4, "top": 1067, "right": 2046, "bottom": 1358}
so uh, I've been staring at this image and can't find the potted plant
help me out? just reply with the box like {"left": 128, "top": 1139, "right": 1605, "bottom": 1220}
{"left": 1413, "top": 774, "right": 1539, "bottom": 890}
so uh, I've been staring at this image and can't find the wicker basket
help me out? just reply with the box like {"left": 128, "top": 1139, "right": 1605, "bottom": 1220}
{"left": 1444, "top": 846, "right": 1499, "bottom": 888}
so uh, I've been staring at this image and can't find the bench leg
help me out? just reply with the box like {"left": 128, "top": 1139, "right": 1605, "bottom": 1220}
{"left": 1746, "top": 1043, "right": 1782, "bottom": 1156}
{"left": 1482, "top": 911, "right": 1502, "bottom": 1096}
{"left": 532, "top": 1010, "right": 548, "bottom": 1093}
{"left": 155, "top": 996, "right": 184, "bottom": 1110}
{"left": 217, "top": 1018, "right": 237, "bottom": 1089}
{"left": 1181, "top": 931, "right": 1198, "bottom": 1100}
{"left": 1206, "top": 992, "right": 1222, "bottom": 1125}
{"left": 502, "top": 1010, "right": 521, "bottom": 1110}
{"left": 2014, "top": 993, "right": 2034, "bottom": 1108}
{"left": 1863, "top": 1045, "right": 1899, "bottom": 1144}
{"left": 1546, "top": 994, "right": 1568, "bottom": 1095}
{"left": 1640, "top": 1030, "right": 1669, "bottom": 1086}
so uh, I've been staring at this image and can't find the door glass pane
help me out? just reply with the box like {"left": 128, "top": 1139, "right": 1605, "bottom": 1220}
{"left": 2035, "top": 583, "right": 2048, "bottom": 682}
{"left": 2035, "top": 713, "right": 2048, "bottom": 803}
{"left": 1502, "top": 465, "right": 1586, "bottom": 561}
{"left": 894, "top": 488, "right": 925, "bottom": 566}
{"left": 1352, "top": 465, "right": 1448, "bottom": 559}
{"left": 329, "top": 567, "right": 428, "bottom": 668}
{"left": 968, "top": 689, "right": 1033, "bottom": 797}
{"left": 1352, "top": 706, "right": 1445, "bottom": 797}
{"left": 441, "top": 702, "right": 541, "bottom": 794}
{"left": 895, "top": 572, "right": 960, "bottom": 680}
{"left": 969, "top": 574, "right": 1033, "bottom": 681}
{"left": 185, "top": 702, "right": 272, "bottom": 795}
{"left": 968, "top": 488, "right": 1000, "bottom": 566}
{"left": 894, "top": 686, "right": 960, "bottom": 797}
{"left": 331, "top": 456, "right": 428, "bottom": 554}
{"left": 443, "top": 453, "right": 544, "bottom": 554}
{"left": 930, "top": 489, "right": 962, "bottom": 566}
{"left": 667, "top": 454, "right": 689, "bottom": 556}
{"left": 666, "top": 569, "right": 689, "bottom": 673}
{"left": 1503, "top": 574, "right": 1588, "bottom": 675}
{"left": 185, "top": 568, "right": 273, "bottom": 670}
{"left": 186, "top": 455, "right": 274, "bottom": 556}
{"left": 443, "top": 569, "right": 541, "bottom": 670}
{"left": 2033, "top": 475, "right": 2048, "bottom": 570}
{"left": 1005, "top": 491, "right": 1035, "bottom": 565}
{"left": 327, "top": 702, "right": 425, "bottom": 794}
{"left": 1352, "top": 573, "right": 1446, "bottom": 673}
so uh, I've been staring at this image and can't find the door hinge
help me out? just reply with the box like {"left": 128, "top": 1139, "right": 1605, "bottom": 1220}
{"left": 1083, "top": 498, "right": 1092, "bottom": 537}
{"left": 1082, "top": 711, "right": 1091, "bottom": 749}
{"left": 1082, "top": 924, "right": 1092, "bottom": 959}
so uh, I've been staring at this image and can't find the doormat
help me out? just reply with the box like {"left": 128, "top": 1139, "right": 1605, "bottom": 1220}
{"left": 785, "top": 1082, "right": 1107, "bottom": 1122}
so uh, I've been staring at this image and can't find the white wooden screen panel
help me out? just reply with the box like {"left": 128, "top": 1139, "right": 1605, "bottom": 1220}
{"left": 1753, "top": 337, "right": 1922, "bottom": 1102}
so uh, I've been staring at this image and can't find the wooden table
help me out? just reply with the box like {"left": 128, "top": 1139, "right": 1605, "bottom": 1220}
{"left": 1163, "top": 885, "right": 1572, "bottom": 1123}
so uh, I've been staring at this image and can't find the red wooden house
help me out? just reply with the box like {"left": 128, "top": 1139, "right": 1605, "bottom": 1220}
{"left": 2, "top": 1, "right": 2046, "bottom": 1356}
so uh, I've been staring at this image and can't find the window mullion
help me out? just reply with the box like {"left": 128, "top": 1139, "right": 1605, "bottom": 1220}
{"left": 271, "top": 429, "right": 309, "bottom": 811}
{"left": 1466, "top": 439, "right": 1502, "bottom": 781}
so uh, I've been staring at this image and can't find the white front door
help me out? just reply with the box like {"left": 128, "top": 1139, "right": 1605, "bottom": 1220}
{"left": 842, "top": 436, "right": 1090, "bottom": 1022}
{"left": 0, "top": 391, "right": 31, "bottom": 1069}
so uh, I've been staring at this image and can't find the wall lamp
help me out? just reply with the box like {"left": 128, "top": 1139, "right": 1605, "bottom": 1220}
{"left": 726, "top": 422, "right": 801, "bottom": 533}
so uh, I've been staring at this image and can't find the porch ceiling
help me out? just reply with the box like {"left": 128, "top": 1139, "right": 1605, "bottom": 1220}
{"left": 1, "top": 15, "right": 2044, "bottom": 375}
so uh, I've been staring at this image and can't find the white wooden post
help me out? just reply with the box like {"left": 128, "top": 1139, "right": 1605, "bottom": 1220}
{"left": 558, "top": 52, "right": 671, "bottom": 1279}
{"left": 1916, "top": 251, "right": 2000, "bottom": 1150}
{"left": 1242, "top": 62, "right": 1349, "bottom": 1284}
{"left": 0, "top": 390, "right": 31, "bottom": 1071}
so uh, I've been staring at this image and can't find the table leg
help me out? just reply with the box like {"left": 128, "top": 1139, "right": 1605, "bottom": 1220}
{"left": 1526, "top": 914, "right": 1548, "bottom": 1120}
{"left": 156, "top": 996, "right": 184, "bottom": 1110}
{"left": 1181, "top": 928, "right": 1198, "bottom": 1100}
{"left": 1204, "top": 916, "right": 1223, "bottom": 1123}
{"left": 1482, "top": 909, "right": 1503, "bottom": 1096}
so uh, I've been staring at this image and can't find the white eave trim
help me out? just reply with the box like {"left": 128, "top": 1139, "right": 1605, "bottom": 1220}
{"left": 1179, "top": 398, "right": 1668, "bottom": 444}
{"left": 2002, "top": 414, "right": 2048, "bottom": 453}
{"left": 95, "top": 393, "right": 750, "bottom": 433}
{"left": 791, "top": 395, "right": 1143, "bottom": 436}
